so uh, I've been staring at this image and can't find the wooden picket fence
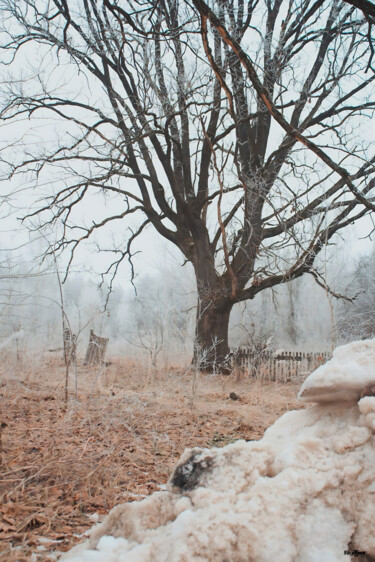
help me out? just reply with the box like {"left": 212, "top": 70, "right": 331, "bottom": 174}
{"left": 233, "top": 348, "right": 331, "bottom": 381}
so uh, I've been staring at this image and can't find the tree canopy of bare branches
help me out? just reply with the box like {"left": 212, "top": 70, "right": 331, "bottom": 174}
{"left": 0, "top": 0, "right": 374, "bottom": 370}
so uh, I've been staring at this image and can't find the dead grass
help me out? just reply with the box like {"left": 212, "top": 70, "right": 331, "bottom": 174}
{"left": 0, "top": 352, "right": 304, "bottom": 560}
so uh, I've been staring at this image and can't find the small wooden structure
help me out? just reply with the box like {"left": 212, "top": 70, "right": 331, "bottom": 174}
{"left": 84, "top": 330, "right": 109, "bottom": 365}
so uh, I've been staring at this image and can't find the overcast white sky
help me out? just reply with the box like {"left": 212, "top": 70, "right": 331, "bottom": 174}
{"left": 0, "top": 3, "right": 374, "bottom": 293}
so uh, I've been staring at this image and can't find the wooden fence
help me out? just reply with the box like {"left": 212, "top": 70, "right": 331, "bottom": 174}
{"left": 233, "top": 348, "right": 331, "bottom": 381}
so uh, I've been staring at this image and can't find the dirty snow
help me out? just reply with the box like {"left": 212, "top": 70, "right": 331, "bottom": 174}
{"left": 62, "top": 340, "right": 375, "bottom": 562}
{"left": 298, "top": 339, "right": 375, "bottom": 402}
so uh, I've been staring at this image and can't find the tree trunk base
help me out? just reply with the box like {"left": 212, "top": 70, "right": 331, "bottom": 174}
{"left": 193, "top": 304, "right": 232, "bottom": 374}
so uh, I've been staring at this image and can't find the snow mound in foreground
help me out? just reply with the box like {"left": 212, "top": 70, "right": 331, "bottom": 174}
{"left": 62, "top": 340, "right": 375, "bottom": 562}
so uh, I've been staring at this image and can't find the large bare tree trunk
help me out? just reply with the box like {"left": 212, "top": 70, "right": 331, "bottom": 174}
{"left": 194, "top": 299, "right": 232, "bottom": 373}
{"left": 190, "top": 230, "right": 234, "bottom": 373}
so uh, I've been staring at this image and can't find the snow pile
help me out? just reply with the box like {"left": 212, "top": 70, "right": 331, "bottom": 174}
{"left": 298, "top": 339, "right": 375, "bottom": 402}
{"left": 62, "top": 340, "right": 375, "bottom": 562}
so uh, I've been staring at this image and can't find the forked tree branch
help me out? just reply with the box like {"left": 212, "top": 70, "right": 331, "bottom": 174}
{"left": 191, "top": 0, "right": 375, "bottom": 211}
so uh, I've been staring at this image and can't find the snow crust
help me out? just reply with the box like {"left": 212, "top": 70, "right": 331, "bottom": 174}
{"left": 62, "top": 340, "right": 375, "bottom": 562}
{"left": 298, "top": 339, "right": 375, "bottom": 403}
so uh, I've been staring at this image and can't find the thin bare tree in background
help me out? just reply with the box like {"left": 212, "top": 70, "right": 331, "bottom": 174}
{"left": 337, "top": 248, "right": 375, "bottom": 340}
{"left": 1, "top": 0, "right": 374, "bottom": 371}
{"left": 53, "top": 252, "right": 76, "bottom": 402}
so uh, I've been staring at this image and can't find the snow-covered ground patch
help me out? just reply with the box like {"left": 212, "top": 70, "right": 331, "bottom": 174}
{"left": 62, "top": 340, "right": 375, "bottom": 562}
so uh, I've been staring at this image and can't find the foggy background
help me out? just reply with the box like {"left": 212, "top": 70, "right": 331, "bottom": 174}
{"left": 0, "top": 225, "right": 373, "bottom": 367}
{"left": 0, "top": 0, "right": 374, "bottom": 367}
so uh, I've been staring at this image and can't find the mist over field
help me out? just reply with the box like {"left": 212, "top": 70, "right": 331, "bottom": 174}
{"left": 0, "top": 237, "right": 373, "bottom": 366}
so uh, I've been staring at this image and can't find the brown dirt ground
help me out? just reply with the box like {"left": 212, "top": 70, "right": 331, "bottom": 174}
{"left": 0, "top": 352, "right": 305, "bottom": 561}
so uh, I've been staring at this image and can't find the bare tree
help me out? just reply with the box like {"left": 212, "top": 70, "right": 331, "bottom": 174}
{"left": 344, "top": 0, "right": 375, "bottom": 19}
{"left": 0, "top": 0, "right": 374, "bottom": 371}
{"left": 337, "top": 248, "right": 375, "bottom": 340}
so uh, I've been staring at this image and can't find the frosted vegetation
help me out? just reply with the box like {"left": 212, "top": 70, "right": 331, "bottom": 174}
{"left": 62, "top": 340, "right": 375, "bottom": 561}
{"left": 0, "top": 244, "right": 374, "bottom": 364}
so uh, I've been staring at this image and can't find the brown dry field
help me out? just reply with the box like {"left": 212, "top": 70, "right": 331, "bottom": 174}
{"left": 0, "top": 352, "right": 306, "bottom": 561}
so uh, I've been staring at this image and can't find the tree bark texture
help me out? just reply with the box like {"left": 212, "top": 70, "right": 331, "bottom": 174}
{"left": 194, "top": 301, "right": 232, "bottom": 373}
